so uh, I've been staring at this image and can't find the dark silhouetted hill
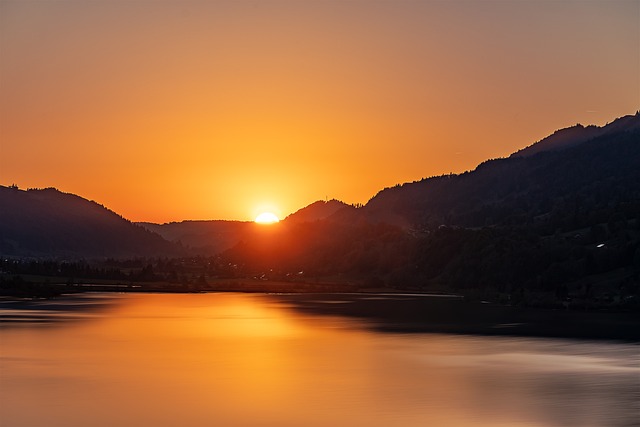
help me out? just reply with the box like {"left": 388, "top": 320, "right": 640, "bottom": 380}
{"left": 0, "top": 186, "right": 182, "bottom": 258}
{"left": 512, "top": 112, "right": 640, "bottom": 157}
{"left": 284, "top": 199, "right": 352, "bottom": 223}
{"left": 359, "top": 112, "right": 640, "bottom": 230}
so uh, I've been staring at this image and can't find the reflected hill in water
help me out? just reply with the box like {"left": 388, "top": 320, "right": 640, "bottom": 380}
{"left": 2, "top": 292, "right": 638, "bottom": 427}
{"left": 1, "top": 291, "right": 638, "bottom": 342}
{"left": 270, "top": 293, "right": 640, "bottom": 341}
{"left": 0, "top": 293, "right": 119, "bottom": 325}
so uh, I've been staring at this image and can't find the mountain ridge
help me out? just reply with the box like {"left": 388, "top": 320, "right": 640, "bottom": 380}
{"left": 355, "top": 112, "right": 640, "bottom": 229}
{"left": 2, "top": 111, "right": 639, "bottom": 258}
{"left": 284, "top": 199, "right": 354, "bottom": 223}
{"left": 511, "top": 111, "right": 640, "bottom": 158}
{"left": 0, "top": 186, "right": 182, "bottom": 258}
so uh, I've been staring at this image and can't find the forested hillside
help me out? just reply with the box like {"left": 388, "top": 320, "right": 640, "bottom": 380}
{"left": 361, "top": 113, "right": 640, "bottom": 231}
{"left": 0, "top": 186, "right": 181, "bottom": 258}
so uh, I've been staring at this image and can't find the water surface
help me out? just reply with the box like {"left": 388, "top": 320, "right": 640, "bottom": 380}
{"left": 1, "top": 293, "right": 638, "bottom": 427}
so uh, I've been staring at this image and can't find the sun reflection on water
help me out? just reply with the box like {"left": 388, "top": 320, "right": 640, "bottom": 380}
{"left": 0, "top": 293, "right": 637, "bottom": 427}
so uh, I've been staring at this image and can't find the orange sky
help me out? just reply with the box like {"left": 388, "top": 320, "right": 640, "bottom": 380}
{"left": 1, "top": 0, "right": 638, "bottom": 222}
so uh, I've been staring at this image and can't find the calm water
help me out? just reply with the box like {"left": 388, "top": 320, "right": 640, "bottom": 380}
{"left": 0, "top": 293, "right": 638, "bottom": 427}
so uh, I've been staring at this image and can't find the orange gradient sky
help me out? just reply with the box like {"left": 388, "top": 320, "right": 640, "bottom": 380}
{"left": 1, "top": 0, "right": 638, "bottom": 222}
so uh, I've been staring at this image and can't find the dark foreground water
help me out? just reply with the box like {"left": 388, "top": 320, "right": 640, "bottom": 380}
{"left": 0, "top": 293, "right": 638, "bottom": 427}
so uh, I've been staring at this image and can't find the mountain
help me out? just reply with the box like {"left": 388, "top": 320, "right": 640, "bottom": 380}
{"left": 2, "top": 112, "right": 638, "bottom": 306}
{"left": 0, "top": 186, "right": 182, "bottom": 258}
{"left": 284, "top": 199, "right": 353, "bottom": 223}
{"left": 3, "top": 112, "right": 638, "bottom": 264}
{"left": 358, "top": 112, "right": 640, "bottom": 230}
{"left": 512, "top": 112, "right": 640, "bottom": 157}
{"left": 138, "top": 220, "right": 254, "bottom": 254}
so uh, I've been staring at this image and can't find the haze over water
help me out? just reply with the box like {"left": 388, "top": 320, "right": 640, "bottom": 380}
{"left": 1, "top": 293, "right": 638, "bottom": 427}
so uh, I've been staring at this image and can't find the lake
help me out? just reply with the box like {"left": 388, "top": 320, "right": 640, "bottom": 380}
{"left": 0, "top": 292, "right": 638, "bottom": 427}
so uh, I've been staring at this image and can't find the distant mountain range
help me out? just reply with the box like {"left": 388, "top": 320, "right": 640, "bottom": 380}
{"left": 136, "top": 199, "right": 354, "bottom": 253}
{"left": 1, "top": 111, "right": 638, "bottom": 259}
{"left": 138, "top": 220, "right": 256, "bottom": 254}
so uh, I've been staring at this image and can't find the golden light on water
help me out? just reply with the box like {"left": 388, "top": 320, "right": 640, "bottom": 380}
{"left": 0, "top": 293, "right": 638, "bottom": 427}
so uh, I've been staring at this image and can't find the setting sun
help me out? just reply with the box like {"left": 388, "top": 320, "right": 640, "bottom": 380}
{"left": 255, "top": 212, "right": 280, "bottom": 224}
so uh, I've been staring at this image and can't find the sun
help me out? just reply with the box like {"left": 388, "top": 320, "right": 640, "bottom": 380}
{"left": 254, "top": 212, "right": 280, "bottom": 224}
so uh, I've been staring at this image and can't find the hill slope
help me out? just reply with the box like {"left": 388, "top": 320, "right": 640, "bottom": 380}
{"left": 361, "top": 112, "right": 640, "bottom": 231}
{"left": 284, "top": 199, "right": 353, "bottom": 223}
{"left": 512, "top": 112, "right": 640, "bottom": 157}
{"left": 0, "top": 186, "right": 181, "bottom": 258}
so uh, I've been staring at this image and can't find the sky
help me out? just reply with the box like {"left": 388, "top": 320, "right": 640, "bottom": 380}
{"left": 1, "top": 0, "right": 638, "bottom": 223}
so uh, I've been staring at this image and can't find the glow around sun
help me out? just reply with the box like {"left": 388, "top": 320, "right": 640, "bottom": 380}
{"left": 255, "top": 212, "right": 280, "bottom": 224}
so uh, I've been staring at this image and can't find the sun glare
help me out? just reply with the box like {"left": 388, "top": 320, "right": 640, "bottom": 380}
{"left": 255, "top": 212, "right": 280, "bottom": 224}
